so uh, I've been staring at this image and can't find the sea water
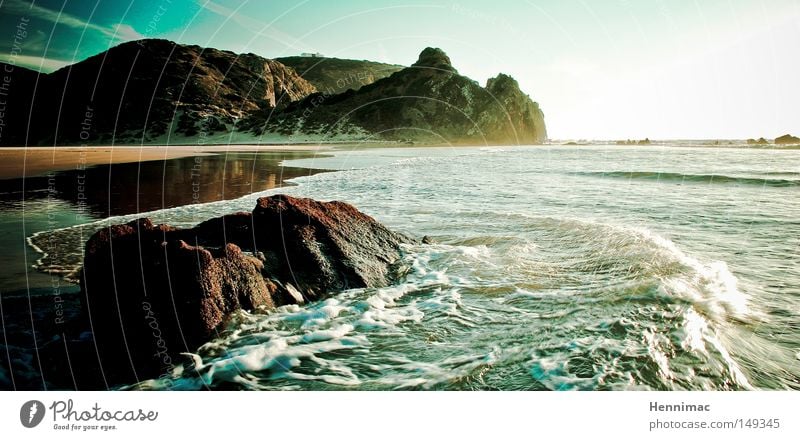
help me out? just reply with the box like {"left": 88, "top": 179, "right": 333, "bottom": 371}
{"left": 29, "top": 144, "right": 800, "bottom": 390}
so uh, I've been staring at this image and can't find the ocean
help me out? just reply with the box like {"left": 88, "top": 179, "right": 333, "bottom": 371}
{"left": 15, "top": 144, "right": 800, "bottom": 390}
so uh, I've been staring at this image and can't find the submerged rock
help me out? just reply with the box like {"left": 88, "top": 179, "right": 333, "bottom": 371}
{"left": 79, "top": 195, "right": 413, "bottom": 386}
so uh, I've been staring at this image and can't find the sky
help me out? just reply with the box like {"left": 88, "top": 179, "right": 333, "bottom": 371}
{"left": 0, "top": 0, "right": 798, "bottom": 140}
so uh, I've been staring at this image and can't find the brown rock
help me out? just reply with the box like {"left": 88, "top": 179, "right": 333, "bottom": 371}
{"left": 81, "top": 219, "right": 273, "bottom": 385}
{"left": 79, "top": 195, "right": 413, "bottom": 386}
{"left": 251, "top": 194, "right": 414, "bottom": 299}
{"left": 191, "top": 211, "right": 255, "bottom": 248}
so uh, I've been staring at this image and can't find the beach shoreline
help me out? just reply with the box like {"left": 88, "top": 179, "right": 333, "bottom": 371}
{"left": 3, "top": 141, "right": 796, "bottom": 180}
{"left": 0, "top": 142, "right": 505, "bottom": 180}
{"left": 0, "top": 144, "right": 336, "bottom": 180}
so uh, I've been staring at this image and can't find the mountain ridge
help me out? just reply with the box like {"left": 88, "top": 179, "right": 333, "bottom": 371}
{"left": 0, "top": 40, "right": 547, "bottom": 146}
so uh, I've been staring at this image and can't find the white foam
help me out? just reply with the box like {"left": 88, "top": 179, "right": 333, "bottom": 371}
{"left": 529, "top": 353, "right": 597, "bottom": 391}
{"left": 643, "top": 329, "right": 676, "bottom": 382}
{"left": 131, "top": 243, "right": 494, "bottom": 390}
{"left": 680, "top": 308, "right": 709, "bottom": 354}
{"left": 579, "top": 221, "right": 754, "bottom": 322}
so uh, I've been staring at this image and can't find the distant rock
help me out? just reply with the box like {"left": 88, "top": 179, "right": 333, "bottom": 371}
{"left": 480, "top": 73, "right": 547, "bottom": 144}
{"left": 615, "top": 138, "right": 651, "bottom": 145}
{"left": 746, "top": 137, "right": 769, "bottom": 145}
{"left": 774, "top": 134, "right": 800, "bottom": 144}
{"left": 79, "top": 195, "right": 414, "bottom": 385}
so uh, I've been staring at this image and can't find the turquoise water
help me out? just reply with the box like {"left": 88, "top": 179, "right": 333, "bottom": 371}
{"left": 30, "top": 144, "right": 800, "bottom": 390}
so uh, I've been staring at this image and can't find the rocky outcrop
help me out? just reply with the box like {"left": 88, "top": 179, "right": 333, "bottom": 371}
{"left": 746, "top": 137, "right": 769, "bottom": 145}
{"left": 412, "top": 47, "right": 457, "bottom": 72}
{"left": 79, "top": 195, "right": 413, "bottom": 385}
{"left": 615, "top": 138, "right": 651, "bottom": 145}
{"left": 247, "top": 47, "right": 548, "bottom": 145}
{"left": 774, "top": 134, "right": 800, "bottom": 144}
{"left": 477, "top": 73, "right": 547, "bottom": 144}
{"left": 746, "top": 135, "right": 800, "bottom": 145}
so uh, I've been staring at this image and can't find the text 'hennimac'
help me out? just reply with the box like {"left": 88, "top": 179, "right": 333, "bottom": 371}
{"left": 650, "top": 402, "right": 711, "bottom": 412}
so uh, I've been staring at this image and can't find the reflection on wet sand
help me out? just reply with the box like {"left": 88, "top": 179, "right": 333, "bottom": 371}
{"left": 0, "top": 151, "right": 328, "bottom": 217}
{"left": 0, "top": 151, "right": 328, "bottom": 293}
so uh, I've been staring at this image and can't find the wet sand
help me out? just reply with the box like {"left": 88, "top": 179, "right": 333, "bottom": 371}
{"left": 0, "top": 149, "right": 332, "bottom": 294}
{"left": 0, "top": 145, "right": 332, "bottom": 180}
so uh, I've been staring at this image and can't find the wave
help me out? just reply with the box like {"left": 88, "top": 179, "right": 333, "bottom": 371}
{"left": 128, "top": 243, "right": 488, "bottom": 390}
{"left": 503, "top": 214, "right": 756, "bottom": 320}
{"left": 126, "top": 217, "right": 757, "bottom": 390}
{"left": 574, "top": 171, "right": 800, "bottom": 187}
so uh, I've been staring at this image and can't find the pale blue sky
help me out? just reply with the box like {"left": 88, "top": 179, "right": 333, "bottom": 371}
{"left": 2, "top": 0, "right": 799, "bottom": 139}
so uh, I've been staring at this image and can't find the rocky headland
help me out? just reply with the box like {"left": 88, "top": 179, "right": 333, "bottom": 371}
{"left": 0, "top": 40, "right": 547, "bottom": 146}
{"left": 251, "top": 47, "right": 547, "bottom": 144}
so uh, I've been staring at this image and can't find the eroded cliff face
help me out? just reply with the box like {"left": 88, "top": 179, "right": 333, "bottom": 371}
{"left": 479, "top": 73, "right": 547, "bottom": 144}
{"left": 250, "top": 47, "right": 547, "bottom": 144}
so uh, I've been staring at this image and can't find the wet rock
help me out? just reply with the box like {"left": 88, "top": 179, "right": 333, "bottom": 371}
{"left": 251, "top": 194, "right": 415, "bottom": 300}
{"left": 190, "top": 211, "right": 255, "bottom": 248}
{"left": 79, "top": 195, "right": 412, "bottom": 386}
{"left": 81, "top": 219, "right": 273, "bottom": 385}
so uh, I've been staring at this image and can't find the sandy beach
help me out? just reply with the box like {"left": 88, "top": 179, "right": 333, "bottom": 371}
{"left": 0, "top": 145, "right": 332, "bottom": 180}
